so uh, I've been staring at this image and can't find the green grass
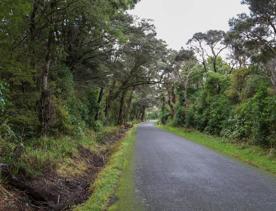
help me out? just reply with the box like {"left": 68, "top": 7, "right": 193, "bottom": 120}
{"left": 74, "top": 127, "right": 140, "bottom": 211}
{"left": 0, "top": 126, "right": 120, "bottom": 176}
{"left": 159, "top": 125, "right": 276, "bottom": 175}
{"left": 108, "top": 128, "right": 143, "bottom": 211}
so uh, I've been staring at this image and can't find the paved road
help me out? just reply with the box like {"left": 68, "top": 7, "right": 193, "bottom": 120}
{"left": 135, "top": 123, "right": 276, "bottom": 211}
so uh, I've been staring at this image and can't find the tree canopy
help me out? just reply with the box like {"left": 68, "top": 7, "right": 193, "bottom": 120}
{"left": 0, "top": 0, "right": 275, "bottom": 150}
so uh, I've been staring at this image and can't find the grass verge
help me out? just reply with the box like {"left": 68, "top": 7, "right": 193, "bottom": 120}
{"left": 108, "top": 128, "right": 143, "bottom": 211}
{"left": 159, "top": 125, "right": 276, "bottom": 175}
{"left": 74, "top": 127, "right": 139, "bottom": 211}
{"left": 0, "top": 127, "right": 120, "bottom": 177}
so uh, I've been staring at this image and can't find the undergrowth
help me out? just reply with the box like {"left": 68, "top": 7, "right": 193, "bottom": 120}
{"left": 0, "top": 127, "right": 120, "bottom": 177}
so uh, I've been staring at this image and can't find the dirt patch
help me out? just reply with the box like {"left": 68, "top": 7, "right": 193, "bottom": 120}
{"left": 0, "top": 125, "right": 131, "bottom": 211}
{"left": 24, "top": 159, "right": 101, "bottom": 210}
{"left": 0, "top": 184, "right": 33, "bottom": 211}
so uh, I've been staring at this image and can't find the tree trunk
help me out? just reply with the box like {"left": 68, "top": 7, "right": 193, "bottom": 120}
{"left": 167, "top": 89, "right": 175, "bottom": 117}
{"left": 202, "top": 60, "right": 208, "bottom": 72}
{"left": 141, "top": 106, "right": 146, "bottom": 121}
{"left": 212, "top": 56, "right": 217, "bottom": 72}
{"left": 104, "top": 81, "right": 116, "bottom": 121}
{"left": 29, "top": 0, "right": 38, "bottom": 68}
{"left": 125, "top": 88, "right": 134, "bottom": 121}
{"left": 95, "top": 87, "right": 104, "bottom": 121}
{"left": 39, "top": 30, "right": 53, "bottom": 136}
{"left": 171, "top": 85, "right": 176, "bottom": 104}
{"left": 211, "top": 47, "right": 218, "bottom": 72}
{"left": 38, "top": 1, "right": 55, "bottom": 136}
{"left": 117, "top": 90, "right": 127, "bottom": 125}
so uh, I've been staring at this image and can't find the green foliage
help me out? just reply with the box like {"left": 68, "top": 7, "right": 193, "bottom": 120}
{"left": 221, "top": 84, "right": 276, "bottom": 147}
{"left": 0, "top": 0, "right": 150, "bottom": 141}
{"left": 86, "top": 90, "right": 100, "bottom": 127}
{"left": 0, "top": 135, "right": 80, "bottom": 176}
{"left": 1, "top": 63, "right": 39, "bottom": 139}
{"left": 0, "top": 126, "right": 121, "bottom": 177}
{"left": 189, "top": 72, "right": 232, "bottom": 134}
{"left": 108, "top": 129, "right": 143, "bottom": 211}
{"left": 207, "top": 56, "right": 232, "bottom": 73}
{"left": 184, "top": 92, "right": 231, "bottom": 135}
{"left": 205, "top": 71, "right": 230, "bottom": 96}
{"left": 0, "top": 81, "right": 7, "bottom": 113}
{"left": 160, "top": 0, "right": 275, "bottom": 152}
{"left": 93, "top": 120, "right": 104, "bottom": 132}
{"left": 173, "top": 91, "right": 185, "bottom": 126}
{"left": 146, "top": 110, "right": 159, "bottom": 120}
{"left": 162, "top": 55, "right": 276, "bottom": 149}
{"left": 160, "top": 105, "right": 170, "bottom": 125}
{"left": 0, "top": 122, "right": 17, "bottom": 142}
{"left": 96, "top": 127, "right": 119, "bottom": 143}
{"left": 204, "top": 95, "right": 232, "bottom": 134}
{"left": 173, "top": 105, "right": 186, "bottom": 127}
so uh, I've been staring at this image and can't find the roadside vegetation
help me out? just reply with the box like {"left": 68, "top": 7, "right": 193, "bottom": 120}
{"left": 0, "top": 125, "right": 132, "bottom": 210}
{"left": 0, "top": 0, "right": 276, "bottom": 209}
{"left": 75, "top": 127, "right": 139, "bottom": 211}
{"left": 158, "top": 0, "right": 276, "bottom": 160}
{"left": 0, "top": 0, "right": 164, "bottom": 209}
{"left": 1, "top": 127, "right": 119, "bottom": 177}
{"left": 160, "top": 125, "right": 276, "bottom": 174}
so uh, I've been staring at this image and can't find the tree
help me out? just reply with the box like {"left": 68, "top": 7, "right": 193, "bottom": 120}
{"left": 205, "top": 30, "right": 227, "bottom": 72}
{"left": 228, "top": 0, "right": 276, "bottom": 90}
{"left": 0, "top": 0, "right": 147, "bottom": 138}
{"left": 104, "top": 17, "right": 168, "bottom": 124}
{"left": 187, "top": 30, "right": 227, "bottom": 72}
{"left": 187, "top": 32, "right": 208, "bottom": 72}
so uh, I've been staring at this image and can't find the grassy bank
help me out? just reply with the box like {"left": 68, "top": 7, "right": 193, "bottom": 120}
{"left": 159, "top": 125, "right": 276, "bottom": 175}
{"left": 109, "top": 128, "right": 143, "bottom": 211}
{"left": 0, "top": 127, "right": 120, "bottom": 177}
{"left": 75, "top": 127, "right": 138, "bottom": 211}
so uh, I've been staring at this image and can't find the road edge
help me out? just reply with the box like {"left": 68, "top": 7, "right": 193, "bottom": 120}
{"left": 74, "top": 126, "right": 138, "bottom": 211}
{"left": 159, "top": 125, "right": 276, "bottom": 175}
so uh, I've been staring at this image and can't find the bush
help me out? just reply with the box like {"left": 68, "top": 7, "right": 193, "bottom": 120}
{"left": 250, "top": 87, "right": 275, "bottom": 146}
{"left": 221, "top": 101, "right": 253, "bottom": 141}
{"left": 204, "top": 95, "right": 232, "bottom": 135}
{"left": 92, "top": 120, "right": 103, "bottom": 132}
{"left": 205, "top": 71, "right": 230, "bottom": 96}
{"left": 0, "top": 81, "right": 7, "bottom": 113}
{"left": 187, "top": 92, "right": 209, "bottom": 131}
{"left": 96, "top": 127, "right": 119, "bottom": 143}
{"left": 0, "top": 121, "right": 17, "bottom": 142}
{"left": 160, "top": 105, "right": 171, "bottom": 125}
{"left": 222, "top": 86, "right": 276, "bottom": 147}
{"left": 184, "top": 106, "right": 196, "bottom": 128}
{"left": 173, "top": 90, "right": 186, "bottom": 126}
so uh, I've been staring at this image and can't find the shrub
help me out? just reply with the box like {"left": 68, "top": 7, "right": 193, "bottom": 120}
{"left": 222, "top": 86, "right": 276, "bottom": 147}
{"left": 205, "top": 72, "right": 230, "bottom": 96}
{"left": 173, "top": 91, "right": 186, "bottom": 127}
{"left": 204, "top": 95, "right": 232, "bottom": 135}
{"left": 92, "top": 120, "right": 104, "bottom": 132}
{"left": 0, "top": 81, "right": 7, "bottom": 113}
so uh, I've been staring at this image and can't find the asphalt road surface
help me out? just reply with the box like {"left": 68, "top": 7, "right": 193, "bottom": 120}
{"left": 135, "top": 123, "right": 276, "bottom": 211}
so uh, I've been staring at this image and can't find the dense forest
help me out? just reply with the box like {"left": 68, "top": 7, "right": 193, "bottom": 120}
{"left": 159, "top": 0, "right": 276, "bottom": 149}
{"left": 0, "top": 0, "right": 276, "bottom": 209}
{"left": 0, "top": 0, "right": 168, "bottom": 142}
{"left": 0, "top": 0, "right": 168, "bottom": 209}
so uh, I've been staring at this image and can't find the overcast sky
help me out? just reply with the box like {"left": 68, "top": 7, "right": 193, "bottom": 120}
{"left": 128, "top": 0, "right": 249, "bottom": 50}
